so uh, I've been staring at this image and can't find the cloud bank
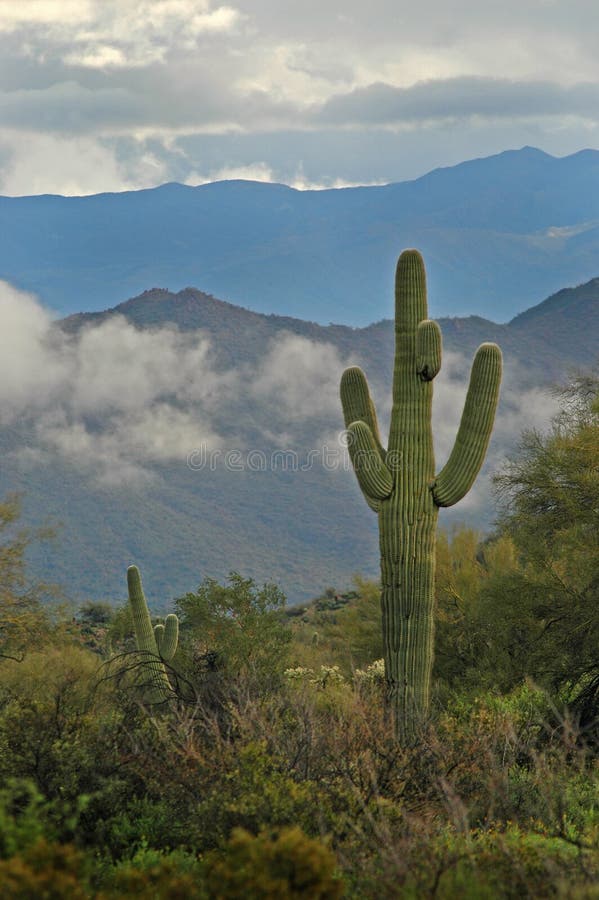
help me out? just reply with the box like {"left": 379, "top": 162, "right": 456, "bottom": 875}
{"left": 0, "top": 281, "right": 557, "bottom": 501}
{"left": 0, "top": 282, "right": 356, "bottom": 483}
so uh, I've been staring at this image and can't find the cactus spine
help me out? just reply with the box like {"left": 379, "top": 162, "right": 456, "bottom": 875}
{"left": 341, "top": 250, "right": 502, "bottom": 741}
{"left": 127, "top": 564, "right": 179, "bottom": 703}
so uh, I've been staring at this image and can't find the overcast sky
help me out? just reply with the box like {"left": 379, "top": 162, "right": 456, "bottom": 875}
{"left": 1, "top": 0, "right": 598, "bottom": 195}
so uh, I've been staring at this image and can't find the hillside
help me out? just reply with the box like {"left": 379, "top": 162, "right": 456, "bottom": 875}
{"left": 0, "top": 275, "right": 597, "bottom": 608}
{"left": 63, "top": 273, "right": 599, "bottom": 385}
{"left": 3, "top": 147, "right": 599, "bottom": 325}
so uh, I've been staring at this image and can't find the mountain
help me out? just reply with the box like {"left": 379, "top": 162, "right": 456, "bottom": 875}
{"left": 62, "top": 271, "right": 598, "bottom": 385}
{"left": 2, "top": 275, "right": 598, "bottom": 609}
{"left": 2, "top": 147, "right": 599, "bottom": 325}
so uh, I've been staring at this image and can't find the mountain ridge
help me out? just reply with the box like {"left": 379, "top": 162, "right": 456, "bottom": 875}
{"left": 4, "top": 145, "right": 599, "bottom": 324}
{"left": 61, "top": 271, "right": 599, "bottom": 385}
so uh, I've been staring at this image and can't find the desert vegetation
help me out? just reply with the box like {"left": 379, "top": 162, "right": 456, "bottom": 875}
{"left": 0, "top": 366, "right": 597, "bottom": 897}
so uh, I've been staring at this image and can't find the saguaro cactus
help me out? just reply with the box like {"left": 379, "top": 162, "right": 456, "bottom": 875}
{"left": 127, "top": 564, "right": 179, "bottom": 703}
{"left": 340, "top": 250, "right": 502, "bottom": 741}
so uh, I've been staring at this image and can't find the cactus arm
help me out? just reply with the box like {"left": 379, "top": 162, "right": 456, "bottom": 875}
{"left": 432, "top": 342, "right": 502, "bottom": 508}
{"left": 341, "top": 366, "right": 389, "bottom": 510}
{"left": 361, "top": 488, "right": 382, "bottom": 514}
{"left": 160, "top": 614, "right": 179, "bottom": 662}
{"left": 154, "top": 623, "right": 165, "bottom": 653}
{"left": 417, "top": 320, "right": 442, "bottom": 381}
{"left": 340, "top": 366, "right": 386, "bottom": 459}
{"left": 347, "top": 420, "right": 394, "bottom": 502}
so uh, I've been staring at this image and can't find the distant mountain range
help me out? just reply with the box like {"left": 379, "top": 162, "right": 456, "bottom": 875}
{"left": 3, "top": 146, "right": 599, "bottom": 325}
{"left": 2, "top": 274, "right": 598, "bottom": 608}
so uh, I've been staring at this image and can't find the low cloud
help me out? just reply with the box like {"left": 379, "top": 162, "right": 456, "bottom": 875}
{"left": 0, "top": 132, "right": 140, "bottom": 196}
{"left": 0, "top": 282, "right": 558, "bottom": 497}
{"left": 0, "top": 282, "right": 69, "bottom": 413}
{"left": 188, "top": 160, "right": 384, "bottom": 190}
{"left": 0, "top": 282, "right": 230, "bottom": 483}
{"left": 251, "top": 333, "right": 359, "bottom": 421}
{"left": 0, "top": 283, "right": 360, "bottom": 483}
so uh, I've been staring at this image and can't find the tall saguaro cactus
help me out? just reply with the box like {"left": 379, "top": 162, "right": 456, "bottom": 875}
{"left": 127, "top": 564, "right": 179, "bottom": 703}
{"left": 341, "top": 250, "right": 502, "bottom": 741}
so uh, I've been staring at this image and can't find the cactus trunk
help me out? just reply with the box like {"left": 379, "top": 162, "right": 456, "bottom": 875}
{"left": 341, "top": 249, "right": 502, "bottom": 741}
{"left": 380, "top": 516, "right": 437, "bottom": 741}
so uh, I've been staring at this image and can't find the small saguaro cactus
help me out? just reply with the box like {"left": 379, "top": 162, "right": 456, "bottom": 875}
{"left": 340, "top": 249, "right": 502, "bottom": 741}
{"left": 127, "top": 564, "right": 179, "bottom": 703}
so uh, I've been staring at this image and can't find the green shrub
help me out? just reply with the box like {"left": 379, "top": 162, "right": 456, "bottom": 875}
{"left": 107, "top": 846, "right": 205, "bottom": 899}
{"left": 0, "top": 780, "right": 50, "bottom": 858}
{"left": 0, "top": 839, "right": 89, "bottom": 899}
{"left": 197, "top": 741, "right": 323, "bottom": 847}
{"left": 205, "top": 826, "right": 344, "bottom": 899}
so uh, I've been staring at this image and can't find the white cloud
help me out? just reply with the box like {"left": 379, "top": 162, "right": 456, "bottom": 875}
{"left": 0, "top": 281, "right": 69, "bottom": 413}
{"left": 0, "top": 0, "right": 597, "bottom": 193}
{"left": 0, "top": 282, "right": 232, "bottom": 482}
{"left": 65, "top": 45, "right": 129, "bottom": 69}
{"left": 0, "top": 131, "right": 137, "bottom": 196}
{"left": 0, "top": 283, "right": 363, "bottom": 482}
{"left": 0, "top": 1, "right": 242, "bottom": 68}
{"left": 189, "top": 162, "right": 277, "bottom": 185}
{"left": 68, "top": 317, "right": 215, "bottom": 414}
{"left": 0, "top": 1, "right": 94, "bottom": 30}
{"left": 38, "top": 403, "right": 222, "bottom": 485}
{"left": 187, "top": 160, "right": 383, "bottom": 189}
{"left": 0, "top": 280, "right": 561, "bottom": 503}
{"left": 251, "top": 333, "right": 358, "bottom": 420}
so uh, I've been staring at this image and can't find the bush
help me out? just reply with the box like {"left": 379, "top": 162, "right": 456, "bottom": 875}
{"left": 205, "top": 826, "right": 344, "bottom": 899}
{"left": 175, "top": 573, "right": 291, "bottom": 696}
{"left": 0, "top": 839, "right": 89, "bottom": 899}
{"left": 107, "top": 846, "right": 205, "bottom": 899}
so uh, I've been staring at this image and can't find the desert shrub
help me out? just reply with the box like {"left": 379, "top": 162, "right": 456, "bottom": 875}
{"left": 204, "top": 826, "right": 344, "bottom": 899}
{"left": 195, "top": 740, "right": 323, "bottom": 848}
{"left": 342, "top": 820, "right": 594, "bottom": 899}
{"left": 0, "top": 839, "right": 90, "bottom": 899}
{"left": 0, "top": 779, "right": 51, "bottom": 858}
{"left": 106, "top": 845, "right": 205, "bottom": 899}
{"left": 0, "top": 648, "right": 97, "bottom": 835}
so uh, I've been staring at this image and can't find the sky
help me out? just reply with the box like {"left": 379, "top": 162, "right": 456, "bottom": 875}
{"left": 1, "top": 0, "right": 598, "bottom": 196}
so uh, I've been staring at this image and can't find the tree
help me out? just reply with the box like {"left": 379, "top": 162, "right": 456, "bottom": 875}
{"left": 430, "top": 371, "right": 599, "bottom": 709}
{"left": 0, "top": 494, "right": 56, "bottom": 661}
{"left": 175, "top": 573, "right": 291, "bottom": 693}
{"left": 433, "top": 527, "right": 531, "bottom": 695}
{"left": 491, "top": 371, "right": 599, "bottom": 716}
